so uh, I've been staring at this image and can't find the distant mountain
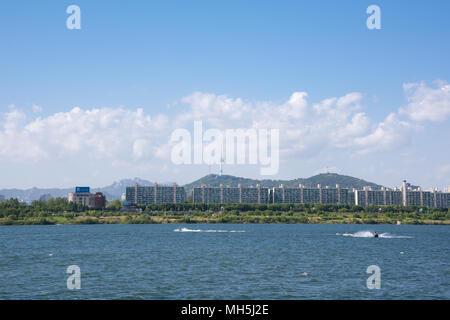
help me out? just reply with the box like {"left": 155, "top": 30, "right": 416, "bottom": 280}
{"left": 39, "top": 194, "right": 53, "bottom": 202}
{"left": 0, "top": 187, "right": 73, "bottom": 203}
{"left": 183, "top": 173, "right": 384, "bottom": 196}
{"left": 0, "top": 174, "right": 384, "bottom": 203}
{"left": 0, "top": 178, "right": 154, "bottom": 203}
{"left": 96, "top": 178, "right": 154, "bottom": 200}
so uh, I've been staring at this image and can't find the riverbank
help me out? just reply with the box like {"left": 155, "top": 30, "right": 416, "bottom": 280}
{"left": 2, "top": 198, "right": 449, "bottom": 226}
{"left": 1, "top": 212, "right": 450, "bottom": 226}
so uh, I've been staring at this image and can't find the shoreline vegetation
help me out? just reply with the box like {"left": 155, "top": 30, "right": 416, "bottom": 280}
{"left": 1, "top": 198, "right": 449, "bottom": 226}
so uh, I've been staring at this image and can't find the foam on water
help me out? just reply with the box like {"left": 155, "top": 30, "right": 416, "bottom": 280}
{"left": 336, "top": 230, "right": 412, "bottom": 238}
{"left": 174, "top": 227, "right": 246, "bottom": 233}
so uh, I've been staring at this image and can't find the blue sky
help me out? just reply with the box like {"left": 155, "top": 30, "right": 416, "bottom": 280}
{"left": 0, "top": 0, "right": 449, "bottom": 190}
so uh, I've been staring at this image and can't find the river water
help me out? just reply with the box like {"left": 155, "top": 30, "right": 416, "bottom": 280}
{"left": 0, "top": 224, "right": 448, "bottom": 299}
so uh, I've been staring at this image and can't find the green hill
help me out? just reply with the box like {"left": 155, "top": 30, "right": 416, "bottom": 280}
{"left": 183, "top": 173, "right": 384, "bottom": 196}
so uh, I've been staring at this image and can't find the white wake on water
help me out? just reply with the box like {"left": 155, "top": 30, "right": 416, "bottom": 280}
{"left": 336, "top": 230, "right": 412, "bottom": 238}
{"left": 174, "top": 227, "right": 246, "bottom": 233}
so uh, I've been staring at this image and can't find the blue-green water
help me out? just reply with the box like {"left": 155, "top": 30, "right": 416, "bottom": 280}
{"left": 0, "top": 224, "right": 448, "bottom": 299}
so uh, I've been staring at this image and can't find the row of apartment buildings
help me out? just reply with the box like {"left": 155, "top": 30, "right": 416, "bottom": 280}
{"left": 126, "top": 181, "right": 450, "bottom": 208}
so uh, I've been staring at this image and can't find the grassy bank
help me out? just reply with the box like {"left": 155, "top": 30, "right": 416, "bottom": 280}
{"left": 1, "top": 212, "right": 450, "bottom": 226}
{"left": 1, "top": 198, "right": 449, "bottom": 226}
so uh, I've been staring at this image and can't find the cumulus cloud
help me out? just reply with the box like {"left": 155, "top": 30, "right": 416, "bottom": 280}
{"left": 177, "top": 92, "right": 252, "bottom": 128}
{"left": 32, "top": 104, "right": 43, "bottom": 113}
{"left": 2, "top": 82, "right": 447, "bottom": 167}
{"left": 400, "top": 80, "right": 450, "bottom": 122}
{"left": 0, "top": 107, "right": 168, "bottom": 162}
{"left": 174, "top": 91, "right": 386, "bottom": 158}
{"left": 353, "top": 113, "right": 413, "bottom": 154}
{"left": 0, "top": 109, "right": 47, "bottom": 160}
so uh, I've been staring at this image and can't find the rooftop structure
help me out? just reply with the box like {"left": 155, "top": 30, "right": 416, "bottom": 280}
{"left": 68, "top": 187, "right": 106, "bottom": 209}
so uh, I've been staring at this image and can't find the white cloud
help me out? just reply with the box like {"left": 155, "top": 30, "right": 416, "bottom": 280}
{"left": 2, "top": 83, "right": 443, "bottom": 168}
{"left": 400, "top": 80, "right": 450, "bottom": 122}
{"left": 175, "top": 91, "right": 385, "bottom": 158}
{"left": 177, "top": 91, "right": 252, "bottom": 128}
{"left": 0, "top": 108, "right": 47, "bottom": 160}
{"left": 353, "top": 112, "right": 413, "bottom": 154}
{"left": 133, "top": 139, "right": 150, "bottom": 159}
{"left": 32, "top": 104, "right": 43, "bottom": 113}
{"left": 281, "top": 91, "right": 309, "bottom": 119}
{"left": 0, "top": 107, "right": 168, "bottom": 162}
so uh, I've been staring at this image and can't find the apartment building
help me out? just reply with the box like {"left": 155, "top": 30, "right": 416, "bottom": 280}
{"left": 68, "top": 187, "right": 106, "bottom": 208}
{"left": 126, "top": 183, "right": 185, "bottom": 205}
{"left": 193, "top": 184, "right": 269, "bottom": 204}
